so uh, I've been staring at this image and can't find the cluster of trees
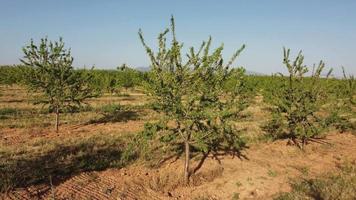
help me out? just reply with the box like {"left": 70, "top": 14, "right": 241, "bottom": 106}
{"left": 134, "top": 17, "right": 355, "bottom": 183}
{"left": 1, "top": 45, "right": 145, "bottom": 132}
{"left": 0, "top": 65, "right": 27, "bottom": 85}
{"left": 1, "top": 16, "right": 354, "bottom": 184}
{"left": 88, "top": 65, "right": 146, "bottom": 94}
{"left": 0, "top": 65, "right": 145, "bottom": 93}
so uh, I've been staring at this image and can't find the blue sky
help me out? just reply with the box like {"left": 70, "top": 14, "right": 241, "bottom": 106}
{"left": 0, "top": 0, "right": 355, "bottom": 75}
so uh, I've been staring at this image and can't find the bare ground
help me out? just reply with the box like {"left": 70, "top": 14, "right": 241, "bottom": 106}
{"left": 2, "top": 132, "right": 355, "bottom": 200}
{"left": 1, "top": 86, "right": 355, "bottom": 200}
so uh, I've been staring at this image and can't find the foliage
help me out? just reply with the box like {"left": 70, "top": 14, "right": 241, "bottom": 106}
{"left": 138, "top": 16, "right": 248, "bottom": 184}
{"left": 263, "top": 48, "right": 332, "bottom": 148}
{"left": 98, "top": 103, "right": 123, "bottom": 113}
{"left": 20, "top": 37, "right": 98, "bottom": 132}
{"left": 88, "top": 67, "right": 145, "bottom": 95}
{"left": 323, "top": 67, "right": 355, "bottom": 133}
{"left": 121, "top": 121, "right": 169, "bottom": 165}
{"left": 117, "top": 64, "right": 143, "bottom": 91}
{"left": 340, "top": 67, "right": 355, "bottom": 106}
{"left": 274, "top": 163, "right": 356, "bottom": 200}
{"left": 0, "top": 108, "right": 20, "bottom": 120}
{"left": 224, "top": 68, "right": 256, "bottom": 105}
{"left": 0, "top": 65, "right": 28, "bottom": 85}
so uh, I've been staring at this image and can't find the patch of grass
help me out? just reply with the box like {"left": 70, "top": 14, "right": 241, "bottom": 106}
{"left": 0, "top": 107, "right": 33, "bottom": 120}
{"left": 89, "top": 103, "right": 139, "bottom": 124}
{"left": 117, "top": 92, "right": 130, "bottom": 97}
{"left": 148, "top": 170, "right": 182, "bottom": 192}
{"left": 232, "top": 192, "right": 240, "bottom": 200}
{"left": 0, "top": 108, "right": 19, "bottom": 116}
{"left": 268, "top": 169, "right": 278, "bottom": 177}
{"left": 235, "top": 181, "right": 242, "bottom": 187}
{"left": 96, "top": 103, "right": 123, "bottom": 113}
{"left": 274, "top": 162, "right": 356, "bottom": 200}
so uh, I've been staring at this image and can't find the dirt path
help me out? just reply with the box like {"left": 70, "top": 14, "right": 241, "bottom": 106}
{"left": 3, "top": 132, "right": 356, "bottom": 200}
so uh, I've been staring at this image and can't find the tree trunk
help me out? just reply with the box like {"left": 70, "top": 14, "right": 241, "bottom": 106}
{"left": 49, "top": 175, "right": 55, "bottom": 200}
{"left": 184, "top": 140, "right": 190, "bottom": 185}
{"left": 55, "top": 106, "right": 59, "bottom": 133}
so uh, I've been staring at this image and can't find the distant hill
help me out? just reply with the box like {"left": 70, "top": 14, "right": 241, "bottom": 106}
{"left": 135, "top": 66, "right": 150, "bottom": 72}
{"left": 245, "top": 70, "right": 265, "bottom": 76}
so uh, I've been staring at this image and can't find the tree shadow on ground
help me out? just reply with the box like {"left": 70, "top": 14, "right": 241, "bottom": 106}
{"left": 0, "top": 99, "right": 25, "bottom": 103}
{"left": 0, "top": 135, "right": 133, "bottom": 193}
{"left": 88, "top": 110, "right": 139, "bottom": 124}
{"left": 154, "top": 143, "right": 249, "bottom": 175}
{"left": 191, "top": 147, "right": 249, "bottom": 174}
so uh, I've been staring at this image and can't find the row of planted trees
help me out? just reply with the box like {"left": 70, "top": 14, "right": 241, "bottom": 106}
{"left": 16, "top": 16, "right": 355, "bottom": 184}
{"left": 9, "top": 38, "right": 146, "bottom": 132}
{"left": 90, "top": 65, "right": 145, "bottom": 94}
{"left": 131, "top": 16, "right": 355, "bottom": 184}
{"left": 0, "top": 65, "right": 145, "bottom": 93}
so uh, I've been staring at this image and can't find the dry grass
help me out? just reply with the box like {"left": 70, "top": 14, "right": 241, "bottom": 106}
{"left": 274, "top": 161, "right": 356, "bottom": 200}
{"left": 0, "top": 131, "right": 134, "bottom": 192}
{"left": 0, "top": 85, "right": 156, "bottom": 193}
{"left": 0, "top": 85, "right": 152, "bottom": 129}
{"left": 1, "top": 85, "right": 356, "bottom": 199}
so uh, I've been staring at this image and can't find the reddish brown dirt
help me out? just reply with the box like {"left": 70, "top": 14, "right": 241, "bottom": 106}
{"left": 2, "top": 132, "right": 356, "bottom": 200}
{"left": 0, "top": 120, "right": 145, "bottom": 147}
{"left": 177, "top": 132, "right": 356, "bottom": 199}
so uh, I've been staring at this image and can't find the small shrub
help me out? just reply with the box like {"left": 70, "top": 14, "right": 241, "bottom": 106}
{"left": 263, "top": 48, "right": 332, "bottom": 149}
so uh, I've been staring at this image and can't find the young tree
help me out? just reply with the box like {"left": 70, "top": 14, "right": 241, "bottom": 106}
{"left": 139, "top": 16, "right": 248, "bottom": 184}
{"left": 117, "top": 64, "right": 140, "bottom": 92}
{"left": 324, "top": 67, "right": 355, "bottom": 132}
{"left": 264, "top": 48, "right": 332, "bottom": 148}
{"left": 20, "top": 37, "right": 97, "bottom": 132}
{"left": 108, "top": 76, "right": 118, "bottom": 94}
{"left": 341, "top": 67, "right": 355, "bottom": 106}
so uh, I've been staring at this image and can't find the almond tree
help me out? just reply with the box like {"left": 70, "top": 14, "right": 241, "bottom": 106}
{"left": 324, "top": 67, "right": 355, "bottom": 132}
{"left": 341, "top": 67, "right": 355, "bottom": 106}
{"left": 265, "top": 48, "right": 332, "bottom": 148}
{"left": 21, "top": 37, "right": 97, "bottom": 132}
{"left": 138, "top": 17, "right": 248, "bottom": 184}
